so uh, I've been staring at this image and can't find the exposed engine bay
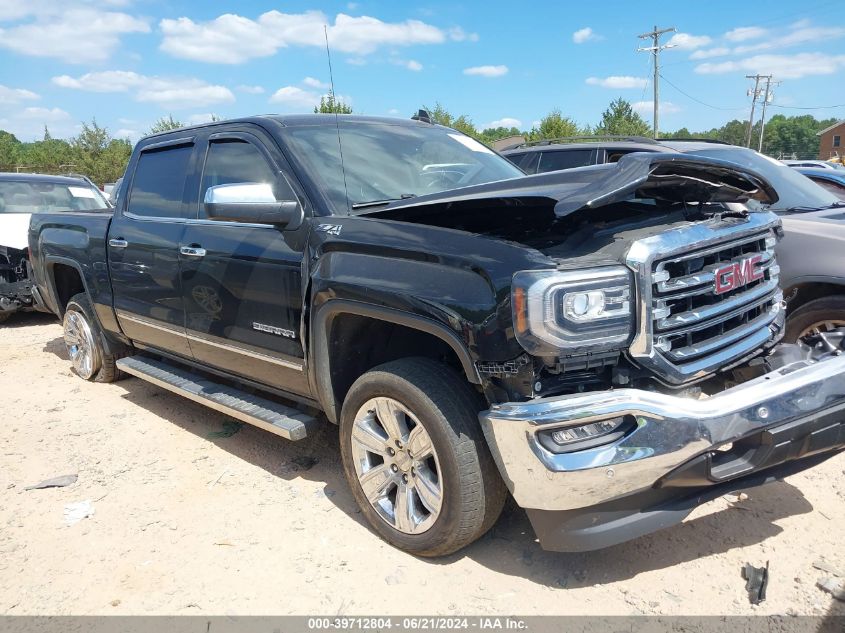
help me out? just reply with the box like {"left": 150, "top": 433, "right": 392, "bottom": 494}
{"left": 0, "top": 245, "right": 34, "bottom": 318}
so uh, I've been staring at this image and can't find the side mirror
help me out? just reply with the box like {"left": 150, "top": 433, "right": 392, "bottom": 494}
{"left": 203, "top": 183, "right": 303, "bottom": 229}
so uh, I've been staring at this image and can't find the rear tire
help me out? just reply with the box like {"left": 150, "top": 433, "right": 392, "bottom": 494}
{"left": 339, "top": 357, "right": 506, "bottom": 557}
{"left": 784, "top": 295, "right": 845, "bottom": 344}
{"left": 63, "top": 293, "right": 128, "bottom": 383}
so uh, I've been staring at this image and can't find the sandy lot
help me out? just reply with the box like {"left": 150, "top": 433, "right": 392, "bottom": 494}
{"left": 0, "top": 312, "right": 843, "bottom": 616}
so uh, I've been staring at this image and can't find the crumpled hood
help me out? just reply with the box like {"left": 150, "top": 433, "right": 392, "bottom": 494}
{"left": 0, "top": 213, "right": 32, "bottom": 250}
{"left": 363, "top": 152, "right": 779, "bottom": 220}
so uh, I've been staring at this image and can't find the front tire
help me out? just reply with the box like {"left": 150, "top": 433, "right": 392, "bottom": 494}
{"left": 784, "top": 295, "right": 845, "bottom": 344}
{"left": 339, "top": 357, "right": 506, "bottom": 557}
{"left": 63, "top": 293, "right": 125, "bottom": 382}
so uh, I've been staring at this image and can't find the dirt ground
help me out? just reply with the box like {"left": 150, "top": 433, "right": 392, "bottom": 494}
{"left": 1, "top": 312, "right": 843, "bottom": 617}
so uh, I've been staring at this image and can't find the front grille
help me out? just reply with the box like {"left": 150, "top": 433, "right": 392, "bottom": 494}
{"left": 650, "top": 231, "right": 782, "bottom": 377}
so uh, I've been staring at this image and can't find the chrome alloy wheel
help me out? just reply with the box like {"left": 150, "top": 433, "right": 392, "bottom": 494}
{"left": 63, "top": 310, "right": 100, "bottom": 379}
{"left": 799, "top": 319, "right": 845, "bottom": 343}
{"left": 350, "top": 397, "right": 443, "bottom": 535}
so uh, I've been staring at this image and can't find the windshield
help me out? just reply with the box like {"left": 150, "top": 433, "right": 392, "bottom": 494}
{"left": 0, "top": 180, "right": 110, "bottom": 213}
{"left": 669, "top": 146, "right": 840, "bottom": 213}
{"left": 283, "top": 122, "right": 523, "bottom": 212}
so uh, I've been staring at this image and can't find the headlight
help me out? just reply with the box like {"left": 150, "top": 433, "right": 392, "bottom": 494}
{"left": 511, "top": 266, "right": 634, "bottom": 355}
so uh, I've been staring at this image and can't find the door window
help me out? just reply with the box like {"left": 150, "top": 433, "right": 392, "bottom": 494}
{"left": 127, "top": 144, "right": 193, "bottom": 218}
{"left": 199, "top": 139, "right": 295, "bottom": 218}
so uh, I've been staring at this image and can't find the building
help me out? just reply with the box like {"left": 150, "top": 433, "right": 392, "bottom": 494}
{"left": 490, "top": 135, "right": 525, "bottom": 152}
{"left": 817, "top": 120, "right": 844, "bottom": 160}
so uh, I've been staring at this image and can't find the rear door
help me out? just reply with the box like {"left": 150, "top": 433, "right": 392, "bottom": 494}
{"left": 108, "top": 138, "right": 196, "bottom": 358}
{"left": 178, "top": 127, "right": 311, "bottom": 396}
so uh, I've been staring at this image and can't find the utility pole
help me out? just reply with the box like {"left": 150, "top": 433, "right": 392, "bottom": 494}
{"left": 637, "top": 25, "right": 676, "bottom": 139}
{"left": 744, "top": 74, "right": 768, "bottom": 148}
{"left": 757, "top": 76, "right": 779, "bottom": 153}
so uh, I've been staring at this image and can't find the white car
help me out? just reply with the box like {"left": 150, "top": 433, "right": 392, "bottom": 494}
{"left": 782, "top": 159, "right": 845, "bottom": 171}
{"left": 0, "top": 173, "right": 110, "bottom": 323}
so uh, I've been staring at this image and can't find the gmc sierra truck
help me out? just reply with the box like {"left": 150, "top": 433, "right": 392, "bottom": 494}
{"left": 29, "top": 115, "right": 845, "bottom": 556}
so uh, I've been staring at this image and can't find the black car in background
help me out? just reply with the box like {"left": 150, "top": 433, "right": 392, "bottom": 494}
{"left": 501, "top": 136, "right": 661, "bottom": 173}
{"left": 795, "top": 167, "right": 845, "bottom": 200}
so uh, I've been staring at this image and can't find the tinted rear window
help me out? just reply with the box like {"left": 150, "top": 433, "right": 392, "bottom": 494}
{"left": 127, "top": 144, "right": 193, "bottom": 218}
{"left": 537, "top": 149, "right": 593, "bottom": 173}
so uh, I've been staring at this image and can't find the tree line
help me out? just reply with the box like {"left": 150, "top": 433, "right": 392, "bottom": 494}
{"left": 0, "top": 101, "right": 838, "bottom": 186}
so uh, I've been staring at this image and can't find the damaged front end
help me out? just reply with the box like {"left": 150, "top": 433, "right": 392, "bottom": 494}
{"left": 0, "top": 245, "right": 36, "bottom": 320}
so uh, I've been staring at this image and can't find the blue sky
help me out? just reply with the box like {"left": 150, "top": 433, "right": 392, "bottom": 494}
{"left": 1, "top": 0, "right": 843, "bottom": 141}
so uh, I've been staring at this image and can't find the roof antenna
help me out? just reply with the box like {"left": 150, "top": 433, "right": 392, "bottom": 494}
{"left": 324, "top": 24, "right": 350, "bottom": 213}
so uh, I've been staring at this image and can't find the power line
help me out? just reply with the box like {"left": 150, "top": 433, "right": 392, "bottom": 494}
{"left": 637, "top": 25, "right": 676, "bottom": 138}
{"left": 771, "top": 103, "right": 845, "bottom": 110}
{"left": 658, "top": 73, "right": 747, "bottom": 111}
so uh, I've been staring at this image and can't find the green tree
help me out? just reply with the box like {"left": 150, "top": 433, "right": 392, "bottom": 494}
{"left": 528, "top": 109, "right": 580, "bottom": 141}
{"left": 479, "top": 126, "right": 523, "bottom": 145}
{"left": 423, "top": 103, "right": 480, "bottom": 138}
{"left": 147, "top": 115, "right": 184, "bottom": 135}
{"left": 594, "top": 98, "right": 651, "bottom": 137}
{"left": 0, "top": 130, "right": 22, "bottom": 171}
{"left": 314, "top": 92, "right": 353, "bottom": 114}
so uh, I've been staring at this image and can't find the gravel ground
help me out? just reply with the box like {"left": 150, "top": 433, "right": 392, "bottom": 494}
{"left": 1, "top": 313, "right": 843, "bottom": 616}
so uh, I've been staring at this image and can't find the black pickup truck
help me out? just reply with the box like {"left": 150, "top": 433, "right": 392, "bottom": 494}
{"left": 29, "top": 115, "right": 845, "bottom": 556}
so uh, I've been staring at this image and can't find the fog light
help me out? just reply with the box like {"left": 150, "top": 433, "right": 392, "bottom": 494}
{"left": 550, "top": 418, "right": 626, "bottom": 446}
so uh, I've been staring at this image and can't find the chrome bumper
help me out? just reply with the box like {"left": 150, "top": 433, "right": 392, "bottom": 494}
{"left": 479, "top": 353, "right": 845, "bottom": 511}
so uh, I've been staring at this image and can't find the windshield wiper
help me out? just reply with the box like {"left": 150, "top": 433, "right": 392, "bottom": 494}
{"left": 351, "top": 194, "right": 416, "bottom": 210}
{"left": 783, "top": 201, "right": 845, "bottom": 214}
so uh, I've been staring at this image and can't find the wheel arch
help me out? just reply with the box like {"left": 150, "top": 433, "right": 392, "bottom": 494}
{"left": 784, "top": 278, "right": 845, "bottom": 314}
{"left": 311, "top": 300, "right": 481, "bottom": 423}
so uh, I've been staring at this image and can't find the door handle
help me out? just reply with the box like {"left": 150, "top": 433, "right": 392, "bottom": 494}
{"left": 180, "top": 246, "right": 207, "bottom": 257}
{"left": 108, "top": 238, "right": 128, "bottom": 248}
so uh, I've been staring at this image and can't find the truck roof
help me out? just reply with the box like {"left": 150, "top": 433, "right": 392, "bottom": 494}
{"left": 141, "top": 114, "right": 444, "bottom": 142}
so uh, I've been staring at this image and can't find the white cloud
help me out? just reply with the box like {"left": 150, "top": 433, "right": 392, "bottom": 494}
{"left": 346, "top": 57, "right": 367, "bottom": 66}
{"left": 724, "top": 26, "right": 768, "bottom": 42}
{"left": 586, "top": 75, "right": 648, "bottom": 89}
{"left": 695, "top": 53, "right": 845, "bottom": 79}
{"left": 689, "top": 47, "right": 731, "bottom": 60}
{"left": 734, "top": 25, "right": 845, "bottom": 54}
{"left": 667, "top": 32, "right": 712, "bottom": 50}
{"left": 484, "top": 117, "right": 522, "bottom": 129}
{"left": 237, "top": 84, "right": 265, "bottom": 94}
{"left": 632, "top": 101, "right": 680, "bottom": 115}
{"left": 114, "top": 128, "right": 139, "bottom": 141}
{"left": 463, "top": 65, "right": 508, "bottom": 77}
{"left": 0, "top": 84, "right": 39, "bottom": 104}
{"left": 159, "top": 11, "right": 468, "bottom": 63}
{"left": 269, "top": 86, "right": 322, "bottom": 110}
{"left": 53, "top": 70, "right": 144, "bottom": 93}
{"left": 390, "top": 58, "right": 423, "bottom": 71}
{"left": 387, "top": 108, "right": 400, "bottom": 115}
{"left": 52, "top": 71, "right": 236, "bottom": 109}
{"left": 448, "top": 26, "right": 479, "bottom": 42}
{"left": 572, "top": 27, "right": 599, "bottom": 44}
{"left": 302, "top": 77, "right": 330, "bottom": 89}
{"left": 19, "top": 107, "right": 70, "bottom": 121}
{"left": 186, "top": 113, "right": 220, "bottom": 125}
{"left": 0, "top": 7, "right": 149, "bottom": 63}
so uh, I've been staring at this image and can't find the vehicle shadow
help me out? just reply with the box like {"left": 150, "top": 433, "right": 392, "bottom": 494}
{"left": 449, "top": 478, "right": 815, "bottom": 587}
{"left": 46, "top": 352, "right": 820, "bottom": 585}
{"left": 3, "top": 312, "right": 56, "bottom": 328}
{"left": 43, "top": 336, "right": 68, "bottom": 360}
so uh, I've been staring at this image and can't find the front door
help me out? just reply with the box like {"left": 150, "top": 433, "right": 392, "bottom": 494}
{"left": 179, "top": 130, "right": 310, "bottom": 396}
{"left": 108, "top": 139, "right": 194, "bottom": 358}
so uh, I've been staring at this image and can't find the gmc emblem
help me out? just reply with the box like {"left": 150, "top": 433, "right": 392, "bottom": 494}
{"left": 714, "top": 254, "right": 764, "bottom": 295}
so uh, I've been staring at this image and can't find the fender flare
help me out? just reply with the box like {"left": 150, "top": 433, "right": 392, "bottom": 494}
{"left": 43, "top": 256, "right": 92, "bottom": 317}
{"left": 310, "top": 299, "right": 480, "bottom": 423}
